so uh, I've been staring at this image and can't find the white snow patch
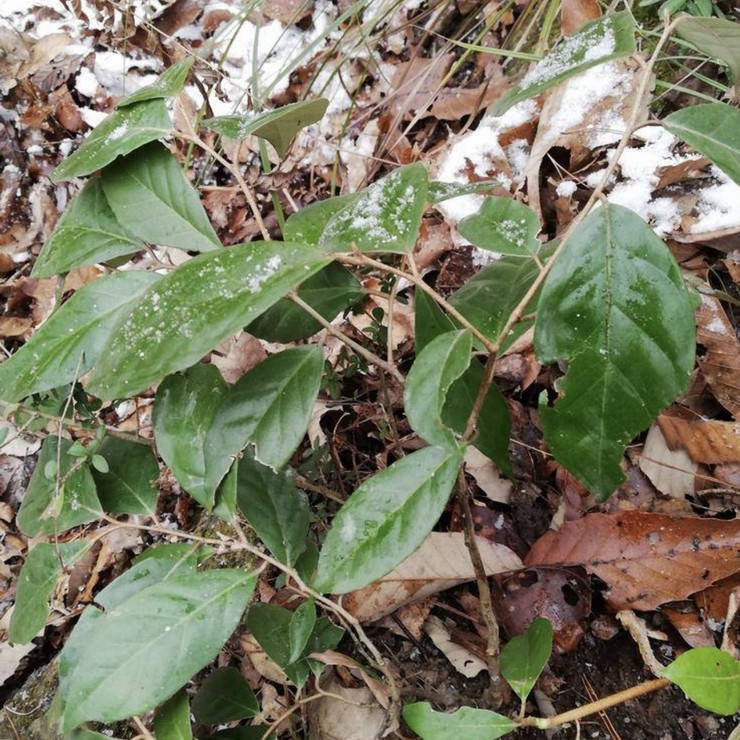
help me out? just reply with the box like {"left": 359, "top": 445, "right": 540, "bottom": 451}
{"left": 691, "top": 167, "right": 740, "bottom": 233}
{"left": 75, "top": 66, "right": 99, "bottom": 98}
{"left": 556, "top": 180, "right": 577, "bottom": 197}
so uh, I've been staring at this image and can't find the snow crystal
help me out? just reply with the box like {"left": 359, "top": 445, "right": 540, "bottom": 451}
{"left": 108, "top": 123, "right": 128, "bottom": 141}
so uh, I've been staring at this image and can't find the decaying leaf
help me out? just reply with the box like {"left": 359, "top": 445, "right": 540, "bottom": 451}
{"left": 424, "top": 615, "right": 487, "bottom": 678}
{"left": 639, "top": 423, "right": 697, "bottom": 499}
{"left": 657, "top": 410, "right": 740, "bottom": 464}
{"left": 526, "top": 511, "right": 740, "bottom": 610}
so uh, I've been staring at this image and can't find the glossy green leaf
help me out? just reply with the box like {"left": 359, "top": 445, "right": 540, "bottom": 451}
{"left": 320, "top": 163, "right": 428, "bottom": 254}
{"left": 118, "top": 57, "right": 195, "bottom": 108}
{"left": 0, "top": 271, "right": 159, "bottom": 403}
{"left": 101, "top": 143, "right": 221, "bottom": 252}
{"left": 428, "top": 179, "right": 501, "bottom": 204}
{"left": 50, "top": 99, "right": 171, "bottom": 182}
{"left": 235, "top": 453, "right": 310, "bottom": 567}
{"left": 405, "top": 330, "right": 472, "bottom": 447}
{"left": 204, "top": 346, "right": 324, "bottom": 492}
{"left": 663, "top": 102, "right": 740, "bottom": 186}
{"left": 288, "top": 599, "right": 316, "bottom": 664}
{"left": 191, "top": 667, "right": 259, "bottom": 724}
{"left": 85, "top": 242, "right": 331, "bottom": 399}
{"left": 414, "top": 289, "right": 458, "bottom": 354}
{"left": 500, "top": 618, "right": 553, "bottom": 704}
{"left": 154, "top": 690, "right": 193, "bottom": 740}
{"left": 491, "top": 11, "right": 636, "bottom": 116}
{"left": 92, "top": 437, "right": 160, "bottom": 515}
{"left": 448, "top": 256, "right": 539, "bottom": 346}
{"left": 59, "top": 569, "right": 256, "bottom": 732}
{"left": 17, "top": 437, "right": 102, "bottom": 537}
{"left": 283, "top": 194, "right": 358, "bottom": 244}
{"left": 402, "top": 703, "right": 517, "bottom": 739}
{"left": 202, "top": 98, "right": 329, "bottom": 158}
{"left": 663, "top": 647, "right": 740, "bottom": 715}
{"left": 535, "top": 203, "right": 695, "bottom": 499}
{"left": 458, "top": 197, "right": 541, "bottom": 257}
{"left": 247, "top": 263, "right": 364, "bottom": 342}
{"left": 153, "top": 363, "right": 229, "bottom": 510}
{"left": 9, "top": 541, "right": 90, "bottom": 644}
{"left": 675, "top": 14, "right": 740, "bottom": 94}
{"left": 32, "top": 179, "right": 143, "bottom": 278}
{"left": 313, "top": 444, "right": 465, "bottom": 594}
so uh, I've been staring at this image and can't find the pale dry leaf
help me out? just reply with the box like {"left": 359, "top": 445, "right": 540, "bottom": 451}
{"left": 526, "top": 511, "right": 740, "bottom": 610}
{"left": 721, "top": 588, "right": 740, "bottom": 659}
{"left": 240, "top": 632, "right": 287, "bottom": 683}
{"left": 639, "top": 423, "right": 697, "bottom": 499}
{"left": 616, "top": 610, "right": 666, "bottom": 677}
{"left": 210, "top": 331, "right": 267, "bottom": 384}
{"left": 308, "top": 651, "right": 390, "bottom": 709}
{"left": 344, "top": 532, "right": 523, "bottom": 622}
{"left": 560, "top": 0, "right": 601, "bottom": 36}
{"left": 424, "top": 615, "right": 487, "bottom": 678}
{"left": 389, "top": 54, "right": 454, "bottom": 121}
{"left": 464, "top": 446, "right": 512, "bottom": 503}
{"left": 658, "top": 411, "right": 740, "bottom": 464}
{"left": 0, "top": 609, "right": 34, "bottom": 684}
{"left": 0, "top": 420, "right": 41, "bottom": 458}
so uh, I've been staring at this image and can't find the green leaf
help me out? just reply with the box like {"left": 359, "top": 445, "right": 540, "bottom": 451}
{"left": 288, "top": 599, "right": 316, "bottom": 664}
{"left": 283, "top": 194, "right": 359, "bottom": 244}
{"left": 91, "top": 437, "right": 160, "bottom": 515}
{"left": 154, "top": 690, "right": 193, "bottom": 740}
{"left": 663, "top": 102, "right": 740, "bottom": 186}
{"left": 32, "top": 179, "right": 144, "bottom": 278}
{"left": 491, "top": 11, "right": 636, "bottom": 116}
{"left": 153, "top": 363, "right": 229, "bottom": 510}
{"left": 204, "top": 346, "right": 324, "bottom": 492}
{"left": 0, "top": 271, "right": 159, "bottom": 403}
{"left": 449, "top": 256, "right": 539, "bottom": 346}
{"left": 85, "top": 242, "right": 331, "bottom": 399}
{"left": 59, "top": 569, "right": 256, "bottom": 732}
{"left": 675, "top": 14, "right": 740, "bottom": 94}
{"left": 320, "top": 164, "right": 428, "bottom": 254}
{"left": 500, "top": 618, "right": 553, "bottom": 704}
{"left": 207, "top": 729, "right": 270, "bottom": 740}
{"left": 428, "top": 179, "right": 501, "bottom": 204}
{"left": 247, "top": 263, "right": 364, "bottom": 342}
{"left": 414, "top": 289, "right": 459, "bottom": 354}
{"left": 313, "top": 444, "right": 465, "bottom": 594}
{"left": 663, "top": 647, "right": 740, "bottom": 715}
{"left": 17, "top": 437, "right": 102, "bottom": 537}
{"left": 118, "top": 57, "right": 195, "bottom": 108}
{"left": 202, "top": 98, "right": 329, "bottom": 158}
{"left": 458, "top": 197, "right": 541, "bottom": 257}
{"left": 402, "top": 703, "right": 517, "bottom": 739}
{"left": 9, "top": 541, "right": 90, "bottom": 644}
{"left": 191, "top": 666, "right": 259, "bottom": 724}
{"left": 101, "top": 143, "right": 221, "bottom": 252}
{"left": 50, "top": 99, "right": 171, "bottom": 183}
{"left": 535, "top": 203, "right": 695, "bottom": 499}
{"left": 405, "top": 330, "right": 472, "bottom": 447}
{"left": 213, "top": 460, "right": 239, "bottom": 522}
{"left": 235, "top": 453, "right": 310, "bottom": 567}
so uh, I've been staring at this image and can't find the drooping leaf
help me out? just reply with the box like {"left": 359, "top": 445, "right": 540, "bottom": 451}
{"left": 17, "top": 437, "right": 102, "bottom": 537}
{"left": 675, "top": 14, "right": 740, "bottom": 95}
{"left": 202, "top": 98, "right": 329, "bottom": 158}
{"left": 313, "top": 444, "right": 465, "bottom": 594}
{"left": 235, "top": 453, "right": 310, "bottom": 567}
{"left": 405, "top": 330, "right": 472, "bottom": 447}
{"left": 118, "top": 57, "right": 195, "bottom": 108}
{"left": 101, "top": 143, "right": 221, "bottom": 252}
{"left": 283, "top": 194, "right": 358, "bottom": 244}
{"left": 9, "top": 541, "right": 91, "bottom": 644}
{"left": 663, "top": 647, "right": 740, "bottom": 715}
{"left": 534, "top": 203, "right": 695, "bottom": 499}
{"left": 85, "top": 242, "right": 331, "bottom": 399}
{"left": 204, "top": 346, "right": 324, "bottom": 492}
{"left": 500, "top": 618, "right": 553, "bottom": 704}
{"left": 491, "top": 11, "right": 636, "bottom": 116}
{"left": 153, "top": 363, "right": 229, "bottom": 510}
{"left": 32, "top": 179, "right": 144, "bottom": 278}
{"left": 320, "top": 164, "right": 428, "bottom": 254}
{"left": 458, "top": 197, "right": 541, "bottom": 257}
{"left": 191, "top": 667, "right": 259, "bottom": 724}
{"left": 247, "top": 263, "right": 364, "bottom": 342}
{"left": 402, "top": 703, "right": 517, "bottom": 739}
{"left": 92, "top": 437, "right": 160, "bottom": 515}
{"left": 288, "top": 599, "right": 316, "bottom": 664}
{"left": 663, "top": 102, "right": 740, "bottom": 186}
{"left": 58, "top": 569, "right": 256, "bottom": 732}
{"left": 50, "top": 99, "right": 171, "bottom": 182}
{"left": 0, "top": 271, "right": 159, "bottom": 403}
{"left": 154, "top": 690, "right": 193, "bottom": 740}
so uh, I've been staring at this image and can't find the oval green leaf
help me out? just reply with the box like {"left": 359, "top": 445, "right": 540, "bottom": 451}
{"left": 402, "top": 702, "right": 517, "bottom": 739}
{"left": 313, "top": 444, "right": 465, "bottom": 594}
{"left": 59, "top": 569, "right": 256, "bottom": 732}
{"left": 191, "top": 666, "right": 258, "bottom": 724}
{"left": 283, "top": 194, "right": 359, "bottom": 244}
{"left": 458, "top": 197, "right": 541, "bottom": 257}
{"left": 288, "top": 599, "right": 316, "bottom": 665}
{"left": 500, "top": 618, "right": 554, "bottom": 704}
{"left": 535, "top": 203, "right": 695, "bottom": 499}
{"left": 154, "top": 690, "right": 193, "bottom": 740}
{"left": 84, "top": 242, "right": 331, "bottom": 399}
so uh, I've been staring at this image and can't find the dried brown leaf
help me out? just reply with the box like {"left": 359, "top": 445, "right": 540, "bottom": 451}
{"left": 561, "top": 0, "right": 601, "bottom": 35}
{"left": 424, "top": 615, "right": 487, "bottom": 677}
{"left": 526, "top": 511, "right": 740, "bottom": 610}
{"left": 658, "top": 411, "right": 740, "bottom": 464}
{"left": 638, "top": 423, "right": 697, "bottom": 498}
